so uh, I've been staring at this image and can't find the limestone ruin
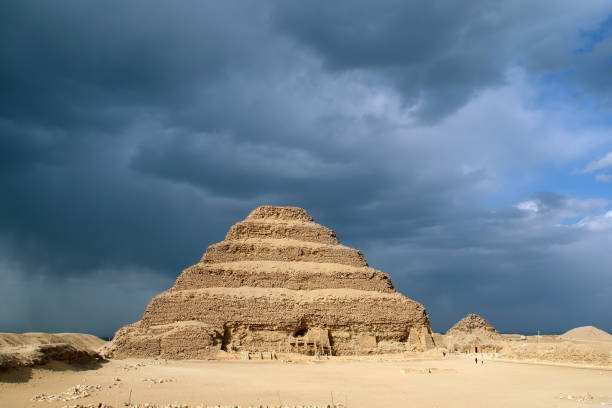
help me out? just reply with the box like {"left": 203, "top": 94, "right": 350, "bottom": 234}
{"left": 106, "top": 206, "right": 435, "bottom": 359}
{"left": 443, "top": 313, "right": 502, "bottom": 353}
{"left": 447, "top": 313, "right": 498, "bottom": 335}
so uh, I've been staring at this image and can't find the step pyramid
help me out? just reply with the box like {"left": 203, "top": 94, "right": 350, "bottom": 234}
{"left": 107, "top": 206, "right": 435, "bottom": 358}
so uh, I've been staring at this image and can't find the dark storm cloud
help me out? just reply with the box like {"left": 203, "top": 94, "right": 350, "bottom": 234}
{"left": 273, "top": 0, "right": 612, "bottom": 121}
{"left": 0, "top": 0, "right": 276, "bottom": 275}
{"left": 0, "top": 1, "right": 278, "bottom": 135}
{"left": 273, "top": 0, "right": 504, "bottom": 121}
{"left": 362, "top": 195, "right": 612, "bottom": 332}
{"left": 1, "top": 0, "right": 611, "bottom": 335}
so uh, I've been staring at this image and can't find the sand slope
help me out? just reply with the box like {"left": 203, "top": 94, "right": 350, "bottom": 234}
{"left": 560, "top": 326, "right": 612, "bottom": 342}
{"left": 0, "top": 333, "right": 107, "bottom": 370}
{"left": 0, "top": 332, "right": 107, "bottom": 350}
{"left": 0, "top": 343, "right": 104, "bottom": 370}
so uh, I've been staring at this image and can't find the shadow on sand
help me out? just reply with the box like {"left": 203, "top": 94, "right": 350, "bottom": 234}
{"left": 0, "top": 359, "right": 107, "bottom": 384}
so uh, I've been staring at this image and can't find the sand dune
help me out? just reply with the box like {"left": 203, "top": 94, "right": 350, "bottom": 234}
{"left": 561, "top": 326, "right": 612, "bottom": 342}
{"left": 0, "top": 333, "right": 107, "bottom": 371}
{"left": 0, "top": 332, "right": 107, "bottom": 350}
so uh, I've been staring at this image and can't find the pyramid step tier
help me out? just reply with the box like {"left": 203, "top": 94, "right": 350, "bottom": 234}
{"left": 201, "top": 239, "right": 367, "bottom": 267}
{"left": 107, "top": 287, "right": 435, "bottom": 358}
{"left": 246, "top": 206, "right": 314, "bottom": 222}
{"left": 173, "top": 261, "right": 395, "bottom": 292}
{"left": 225, "top": 219, "right": 339, "bottom": 245}
{"left": 141, "top": 287, "right": 429, "bottom": 329}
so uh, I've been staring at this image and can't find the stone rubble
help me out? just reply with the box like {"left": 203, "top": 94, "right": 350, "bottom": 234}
{"left": 123, "top": 404, "right": 346, "bottom": 408}
{"left": 61, "top": 405, "right": 112, "bottom": 408}
{"left": 143, "top": 377, "right": 175, "bottom": 384}
{"left": 558, "top": 392, "right": 594, "bottom": 402}
{"left": 32, "top": 384, "right": 102, "bottom": 402}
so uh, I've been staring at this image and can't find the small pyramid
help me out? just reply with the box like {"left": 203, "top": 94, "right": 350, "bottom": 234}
{"left": 447, "top": 314, "right": 497, "bottom": 335}
{"left": 107, "top": 206, "right": 435, "bottom": 358}
{"left": 443, "top": 314, "right": 501, "bottom": 353}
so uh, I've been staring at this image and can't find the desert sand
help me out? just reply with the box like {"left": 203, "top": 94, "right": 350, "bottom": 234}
{"left": 1, "top": 355, "right": 612, "bottom": 408}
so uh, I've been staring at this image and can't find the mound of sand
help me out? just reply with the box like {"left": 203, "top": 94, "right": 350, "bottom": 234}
{"left": 499, "top": 342, "right": 612, "bottom": 366}
{"left": 0, "top": 333, "right": 106, "bottom": 370}
{"left": 0, "top": 343, "right": 103, "bottom": 370}
{"left": 0, "top": 332, "right": 107, "bottom": 350}
{"left": 107, "top": 205, "right": 436, "bottom": 359}
{"left": 560, "top": 326, "right": 612, "bottom": 342}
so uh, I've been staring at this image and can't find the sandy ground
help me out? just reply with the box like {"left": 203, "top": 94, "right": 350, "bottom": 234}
{"left": 1, "top": 356, "right": 612, "bottom": 408}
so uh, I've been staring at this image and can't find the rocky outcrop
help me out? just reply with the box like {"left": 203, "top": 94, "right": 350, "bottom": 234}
{"left": 107, "top": 206, "right": 435, "bottom": 359}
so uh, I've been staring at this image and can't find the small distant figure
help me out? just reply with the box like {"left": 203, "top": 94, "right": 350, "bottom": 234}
{"left": 481, "top": 358, "right": 484, "bottom": 364}
{"left": 475, "top": 357, "right": 478, "bottom": 364}
{"left": 442, "top": 351, "right": 446, "bottom": 357}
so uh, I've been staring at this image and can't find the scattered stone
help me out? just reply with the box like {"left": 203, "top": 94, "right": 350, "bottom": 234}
{"left": 400, "top": 367, "right": 456, "bottom": 374}
{"left": 558, "top": 393, "right": 594, "bottom": 402}
{"left": 60, "top": 405, "right": 112, "bottom": 408}
{"left": 118, "top": 404, "right": 345, "bottom": 408}
{"left": 33, "top": 384, "right": 102, "bottom": 402}
{"left": 143, "top": 378, "right": 175, "bottom": 384}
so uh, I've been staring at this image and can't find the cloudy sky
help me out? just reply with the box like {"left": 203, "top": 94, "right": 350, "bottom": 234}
{"left": 1, "top": 1, "right": 611, "bottom": 337}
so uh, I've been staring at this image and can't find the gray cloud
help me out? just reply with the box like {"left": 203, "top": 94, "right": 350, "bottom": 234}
{"left": 273, "top": 0, "right": 612, "bottom": 122}
{"left": 364, "top": 194, "right": 612, "bottom": 332}
{"left": 1, "top": 0, "right": 611, "bottom": 336}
